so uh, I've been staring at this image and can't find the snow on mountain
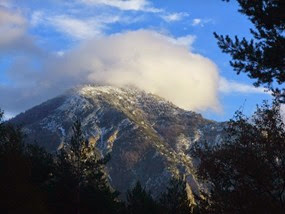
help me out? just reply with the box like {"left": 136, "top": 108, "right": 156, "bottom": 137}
{"left": 10, "top": 84, "right": 225, "bottom": 198}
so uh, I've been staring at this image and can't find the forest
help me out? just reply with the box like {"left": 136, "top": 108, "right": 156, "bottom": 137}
{"left": 0, "top": 0, "right": 284, "bottom": 213}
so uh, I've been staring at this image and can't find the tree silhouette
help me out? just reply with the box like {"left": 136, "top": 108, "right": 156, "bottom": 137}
{"left": 126, "top": 181, "right": 160, "bottom": 214}
{"left": 159, "top": 178, "right": 194, "bottom": 214}
{"left": 192, "top": 101, "right": 285, "bottom": 213}
{"left": 0, "top": 109, "right": 52, "bottom": 213}
{"left": 49, "top": 120, "right": 122, "bottom": 214}
{"left": 215, "top": 0, "right": 285, "bottom": 98}
{"left": 0, "top": 110, "right": 199, "bottom": 213}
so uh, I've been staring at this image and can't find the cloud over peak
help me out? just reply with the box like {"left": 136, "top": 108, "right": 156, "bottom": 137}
{"left": 1, "top": 30, "right": 221, "bottom": 114}
{"left": 54, "top": 30, "right": 221, "bottom": 111}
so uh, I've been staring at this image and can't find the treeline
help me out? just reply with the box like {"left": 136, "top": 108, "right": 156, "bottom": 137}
{"left": 1, "top": 101, "right": 285, "bottom": 214}
{"left": 191, "top": 101, "right": 285, "bottom": 214}
{"left": 199, "top": 0, "right": 285, "bottom": 212}
{"left": 0, "top": 110, "right": 196, "bottom": 214}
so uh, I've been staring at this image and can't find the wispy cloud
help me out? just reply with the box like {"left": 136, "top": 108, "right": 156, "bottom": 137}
{"left": 48, "top": 15, "right": 105, "bottom": 39}
{"left": 30, "top": 11, "right": 44, "bottom": 26}
{"left": 0, "top": 7, "right": 27, "bottom": 45}
{"left": 3, "top": 112, "right": 15, "bottom": 121}
{"left": 168, "top": 35, "right": 196, "bottom": 48}
{"left": 32, "top": 13, "right": 123, "bottom": 40}
{"left": 219, "top": 78, "right": 270, "bottom": 94}
{"left": 192, "top": 18, "right": 214, "bottom": 27}
{"left": 0, "top": 0, "right": 12, "bottom": 8}
{"left": 0, "top": 6, "right": 40, "bottom": 54}
{"left": 161, "top": 12, "right": 189, "bottom": 22}
{"left": 192, "top": 18, "right": 201, "bottom": 26}
{"left": 78, "top": 0, "right": 161, "bottom": 12}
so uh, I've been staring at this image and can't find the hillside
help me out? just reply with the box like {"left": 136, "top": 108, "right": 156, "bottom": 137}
{"left": 10, "top": 85, "right": 224, "bottom": 198}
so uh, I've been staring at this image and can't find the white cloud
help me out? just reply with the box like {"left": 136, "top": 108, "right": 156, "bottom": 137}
{"left": 78, "top": 0, "right": 161, "bottom": 12}
{"left": 1, "top": 30, "right": 221, "bottom": 113}
{"left": 161, "top": 12, "right": 189, "bottom": 22}
{"left": 56, "top": 50, "right": 65, "bottom": 57}
{"left": 192, "top": 18, "right": 214, "bottom": 27}
{"left": 48, "top": 15, "right": 104, "bottom": 39}
{"left": 3, "top": 112, "right": 15, "bottom": 121}
{"left": 54, "top": 30, "right": 220, "bottom": 111}
{"left": 0, "top": 6, "right": 40, "bottom": 54}
{"left": 0, "top": 7, "right": 26, "bottom": 45}
{"left": 37, "top": 14, "right": 122, "bottom": 40}
{"left": 0, "top": 0, "right": 12, "bottom": 8}
{"left": 31, "top": 11, "right": 44, "bottom": 26}
{"left": 0, "top": 8, "right": 25, "bottom": 26}
{"left": 169, "top": 35, "right": 196, "bottom": 48}
{"left": 32, "top": 11, "right": 138, "bottom": 40}
{"left": 192, "top": 18, "right": 201, "bottom": 26}
{"left": 219, "top": 77, "right": 269, "bottom": 94}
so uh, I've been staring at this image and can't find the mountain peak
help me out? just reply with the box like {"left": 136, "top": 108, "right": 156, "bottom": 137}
{"left": 75, "top": 84, "right": 130, "bottom": 95}
{"left": 10, "top": 84, "right": 224, "bottom": 198}
{"left": 72, "top": 84, "right": 171, "bottom": 105}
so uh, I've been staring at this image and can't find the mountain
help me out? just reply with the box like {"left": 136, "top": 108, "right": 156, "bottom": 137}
{"left": 10, "top": 85, "right": 224, "bottom": 198}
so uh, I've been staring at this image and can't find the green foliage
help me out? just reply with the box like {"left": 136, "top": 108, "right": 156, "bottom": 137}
{"left": 50, "top": 119, "right": 123, "bottom": 214}
{"left": 126, "top": 179, "right": 196, "bottom": 214}
{"left": 159, "top": 178, "right": 194, "bottom": 214}
{"left": 0, "top": 112, "right": 124, "bottom": 214}
{"left": 192, "top": 101, "right": 285, "bottom": 213}
{"left": 0, "top": 109, "right": 52, "bottom": 213}
{"left": 126, "top": 181, "right": 160, "bottom": 214}
{"left": 215, "top": 0, "right": 285, "bottom": 95}
{"left": 0, "top": 110, "right": 197, "bottom": 214}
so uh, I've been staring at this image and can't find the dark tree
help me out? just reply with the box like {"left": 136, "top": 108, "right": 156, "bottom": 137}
{"left": 126, "top": 181, "right": 160, "bottom": 214}
{"left": 214, "top": 0, "right": 285, "bottom": 97}
{"left": 0, "top": 109, "right": 53, "bottom": 213}
{"left": 159, "top": 178, "right": 194, "bottom": 214}
{"left": 0, "top": 113, "right": 124, "bottom": 213}
{"left": 192, "top": 101, "right": 285, "bottom": 213}
{"left": 50, "top": 120, "right": 122, "bottom": 214}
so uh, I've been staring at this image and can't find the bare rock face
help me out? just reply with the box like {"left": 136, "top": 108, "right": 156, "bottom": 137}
{"left": 10, "top": 85, "right": 224, "bottom": 197}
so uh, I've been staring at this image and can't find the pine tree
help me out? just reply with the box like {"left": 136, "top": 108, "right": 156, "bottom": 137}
{"left": 192, "top": 101, "right": 285, "bottom": 213}
{"left": 0, "top": 109, "right": 51, "bottom": 213}
{"left": 126, "top": 181, "right": 159, "bottom": 214}
{"left": 50, "top": 120, "right": 122, "bottom": 214}
{"left": 214, "top": 0, "right": 285, "bottom": 98}
{"left": 159, "top": 178, "right": 194, "bottom": 214}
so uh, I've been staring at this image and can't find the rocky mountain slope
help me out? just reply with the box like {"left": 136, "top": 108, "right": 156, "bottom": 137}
{"left": 10, "top": 85, "right": 224, "bottom": 198}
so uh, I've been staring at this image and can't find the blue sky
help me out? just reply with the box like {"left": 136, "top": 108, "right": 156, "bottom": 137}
{"left": 0, "top": 0, "right": 271, "bottom": 121}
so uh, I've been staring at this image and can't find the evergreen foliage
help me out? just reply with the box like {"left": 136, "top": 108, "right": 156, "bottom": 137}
{"left": 159, "top": 178, "right": 194, "bottom": 214}
{"left": 126, "top": 181, "right": 160, "bottom": 214}
{"left": 49, "top": 120, "right": 122, "bottom": 214}
{"left": 215, "top": 0, "right": 285, "bottom": 97}
{"left": 0, "top": 112, "right": 124, "bottom": 214}
{"left": 192, "top": 101, "right": 285, "bottom": 213}
{"left": 0, "top": 109, "right": 196, "bottom": 214}
{"left": 0, "top": 109, "right": 52, "bottom": 213}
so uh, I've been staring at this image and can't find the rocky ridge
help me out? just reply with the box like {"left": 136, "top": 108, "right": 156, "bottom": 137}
{"left": 10, "top": 85, "right": 224, "bottom": 198}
